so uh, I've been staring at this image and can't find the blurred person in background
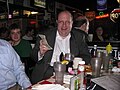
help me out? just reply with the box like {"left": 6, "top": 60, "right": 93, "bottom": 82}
{"left": 0, "top": 27, "right": 9, "bottom": 41}
{"left": 93, "top": 26, "right": 106, "bottom": 41}
{"left": 73, "top": 16, "right": 89, "bottom": 42}
{"left": 22, "top": 27, "right": 34, "bottom": 41}
{"left": 30, "top": 10, "right": 91, "bottom": 84}
{"left": 9, "top": 23, "right": 33, "bottom": 77}
{"left": 0, "top": 39, "right": 31, "bottom": 90}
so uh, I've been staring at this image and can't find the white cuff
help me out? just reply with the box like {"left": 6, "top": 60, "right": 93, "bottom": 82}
{"left": 38, "top": 51, "right": 44, "bottom": 61}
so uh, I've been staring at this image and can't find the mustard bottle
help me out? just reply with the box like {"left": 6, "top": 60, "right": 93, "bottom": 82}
{"left": 106, "top": 43, "right": 112, "bottom": 54}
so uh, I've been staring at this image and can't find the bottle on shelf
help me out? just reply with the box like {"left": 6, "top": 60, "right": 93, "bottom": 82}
{"left": 91, "top": 45, "right": 97, "bottom": 58}
{"left": 108, "top": 59, "right": 113, "bottom": 73}
{"left": 106, "top": 43, "right": 113, "bottom": 73}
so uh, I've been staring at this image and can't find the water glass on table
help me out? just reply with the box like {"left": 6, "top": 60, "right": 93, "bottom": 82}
{"left": 103, "top": 53, "right": 110, "bottom": 73}
{"left": 91, "top": 57, "right": 102, "bottom": 77}
{"left": 53, "top": 62, "right": 66, "bottom": 85}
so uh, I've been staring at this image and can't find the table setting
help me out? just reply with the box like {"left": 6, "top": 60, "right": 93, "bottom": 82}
{"left": 28, "top": 52, "right": 120, "bottom": 90}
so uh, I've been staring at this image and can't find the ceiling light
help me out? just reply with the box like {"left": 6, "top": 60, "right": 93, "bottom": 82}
{"left": 86, "top": 8, "right": 90, "bottom": 11}
{"left": 31, "top": 11, "right": 38, "bottom": 14}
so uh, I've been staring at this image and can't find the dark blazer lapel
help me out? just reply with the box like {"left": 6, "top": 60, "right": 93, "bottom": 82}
{"left": 44, "top": 29, "right": 57, "bottom": 63}
{"left": 47, "top": 29, "right": 57, "bottom": 49}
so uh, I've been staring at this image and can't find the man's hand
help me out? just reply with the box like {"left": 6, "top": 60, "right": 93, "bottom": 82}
{"left": 39, "top": 40, "right": 49, "bottom": 56}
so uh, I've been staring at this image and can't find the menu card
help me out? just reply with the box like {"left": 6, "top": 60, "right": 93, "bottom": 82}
{"left": 38, "top": 34, "right": 53, "bottom": 50}
{"left": 91, "top": 75, "right": 120, "bottom": 90}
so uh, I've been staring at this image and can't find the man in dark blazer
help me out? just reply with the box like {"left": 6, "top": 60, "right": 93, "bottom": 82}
{"left": 73, "top": 15, "right": 89, "bottom": 42}
{"left": 30, "top": 11, "right": 91, "bottom": 84}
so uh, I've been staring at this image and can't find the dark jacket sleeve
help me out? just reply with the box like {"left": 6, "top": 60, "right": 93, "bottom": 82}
{"left": 72, "top": 29, "right": 91, "bottom": 64}
{"left": 79, "top": 35, "right": 91, "bottom": 64}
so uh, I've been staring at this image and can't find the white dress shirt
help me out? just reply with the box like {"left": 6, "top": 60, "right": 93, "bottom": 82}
{"left": 38, "top": 31, "right": 71, "bottom": 66}
{"left": 50, "top": 31, "right": 71, "bottom": 66}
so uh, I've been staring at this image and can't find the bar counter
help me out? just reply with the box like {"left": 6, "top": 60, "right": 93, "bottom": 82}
{"left": 87, "top": 41, "right": 120, "bottom": 49}
{"left": 87, "top": 41, "right": 120, "bottom": 59}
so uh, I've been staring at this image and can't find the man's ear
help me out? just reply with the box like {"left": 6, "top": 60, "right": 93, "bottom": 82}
{"left": 56, "top": 20, "right": 58, "bottom": 26}
{"left": 56, "top": 20, "right": 58, "bottom": 23}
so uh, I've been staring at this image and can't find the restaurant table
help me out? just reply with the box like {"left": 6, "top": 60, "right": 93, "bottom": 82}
{"left": 28, "top": 71, "right": 93, "bottom": 90}
{"left": 28, "top": 71, "right": 120, "bottom": 90}
{"left": 28, "top": 75, "right": 71, "bottom": 90}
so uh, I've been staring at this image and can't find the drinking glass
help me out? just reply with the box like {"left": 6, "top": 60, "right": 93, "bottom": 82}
{"left": 53, "top": 62, "right": 66, "bottom": 85}
{"left": 63, "top": 53, "right": 74, "bottom": 72}
{"left": 91, "top": 57, "right": 102, "bottom": 77}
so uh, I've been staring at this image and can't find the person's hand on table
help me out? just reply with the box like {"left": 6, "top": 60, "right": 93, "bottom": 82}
{"left": 26, "top": 88, "right": 31, "bottom": 90}
{"left": 26, "top": 83, "right": 40, "bottom": 90}
{"left": 26, "top": 85, "right": 33, "bottom": 90}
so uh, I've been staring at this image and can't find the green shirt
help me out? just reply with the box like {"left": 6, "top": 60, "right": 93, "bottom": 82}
{"left": 13, "top": 39, "right": 32, "bottom": 58}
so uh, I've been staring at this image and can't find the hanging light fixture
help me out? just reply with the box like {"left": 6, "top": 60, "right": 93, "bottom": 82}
{"left": 97, "top": 0, "right": 107, "bottom": 11}
{"left": 117, "top": 0, "right": 120, "bottom": 7}
{"left": 117, "top": 0, "right": 120, "bottom": 4}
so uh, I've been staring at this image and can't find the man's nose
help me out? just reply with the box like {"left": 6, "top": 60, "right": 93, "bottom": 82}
{"left": 62, "top": 22, "right": 67, "bottom": 28}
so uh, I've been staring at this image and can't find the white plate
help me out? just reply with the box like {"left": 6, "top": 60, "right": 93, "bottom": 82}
{"left": 32, "top": 84, "right": 69, "bottom": 90}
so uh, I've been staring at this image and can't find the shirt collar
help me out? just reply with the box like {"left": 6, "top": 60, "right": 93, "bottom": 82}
{"left": 56, "top": 31, "right": 71, "bottom": 40}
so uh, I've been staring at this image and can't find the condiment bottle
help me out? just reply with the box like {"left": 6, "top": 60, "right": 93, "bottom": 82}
{"left": 73, "top": 57, "right": 83, "bottom": 75}
{"left": 70, "top": 59, "right": 84, "bottom": 90}
{"left": 106, "top": 43, "right": 112, "bottom": 54}
{"left": 91, "top": 45, "right": 97, "bottom": 57}
{"left": 78, "top": 61, "right": 85, "bottom": 73}
{"left": 70, "top": 75, "right": 80, "bottom": 90}
{"left": 78, "top": 61, "right": 86, "bottom": 90}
